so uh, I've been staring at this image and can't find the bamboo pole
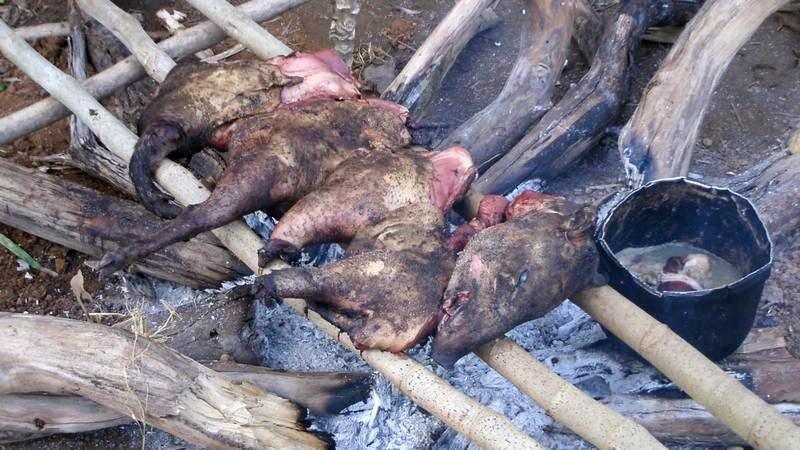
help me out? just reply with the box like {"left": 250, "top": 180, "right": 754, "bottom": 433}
{"left": 573, "top": 286, "right": 800, "bottom": 450}
{"left": 0, "top": 21, "right": 541, "bottom": 449}
{"left": 476, "top": 338, "right": 666, "bottom": 449}
{"left": 13, "top": 22, "right": 70, "bottom": 41}
{"left": 183, "top": 0, "right": 292, "bottom": 59}
{"left": 618, "top": 0, "right": 791, "bottom": 186}
{"left": 0, "top": 0, "right": 308, "bottom": 145}
{"left": 76, "top": 0, "right": 175, "bottom": 82}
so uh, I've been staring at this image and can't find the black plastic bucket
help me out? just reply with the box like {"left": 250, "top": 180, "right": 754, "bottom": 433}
{"left": 596, "top": 178, "right": 773, "bottom": 361}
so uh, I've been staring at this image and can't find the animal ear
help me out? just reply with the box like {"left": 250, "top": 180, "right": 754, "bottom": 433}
{"left": 560, "top": 205, "right": 596, "bottom": 241}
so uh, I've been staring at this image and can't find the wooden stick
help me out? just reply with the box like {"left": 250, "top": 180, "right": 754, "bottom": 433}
{"left": 0, "top": 158, "right": 249, "bottom": 288}
{"left": 329, "top": 0, "right": 359, "bottom": 67}
{"left": 382, "top": 0, "right": 499, "bottom": 116}
{"left": 729, "top": 151, "right": 800, "bottom": 246}
{"left": 0, "top": 22, "right": 542, "bottom": 449}
{"left": 573, "top": 286, "right": 800, "bottom": 450}
{"left": 183, "top": 0, "right": 292, "bottom": 59}
{"left": 75, "top": 0, "right": 175, "bottom": 82}
{"left": 13, "top": 22, "right": 70, "bottom": 41}
{"left": 618, "top": 0, "right": 791, "bottom": 186}
{"left": 440, "top": 0, "right": 575, "bottom": 168}
{"left": 0, "top": 0, "right": 308, "bottom": 145}
{"left": 0, "top": 313, "right": 328, "bottom": 449}
{"left": 469, "top": 0, "right": 701, "bottom": 199}
{"left": 476, "top": 338, "right": 665, "bottom": 449}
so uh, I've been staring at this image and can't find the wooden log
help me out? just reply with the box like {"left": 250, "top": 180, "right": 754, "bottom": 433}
{"left": 572, "top": 0, "right": 601, "bottom": 62}
{"left": 0, "top": 157, "right": 249, "bottom": 288}
{"left": 183, "top": 0, "right": 291, "bottom": 59}
{"left": 618, "top": 0, "right": 791, "bottom": 186}
{"left": 0, "top": 22, "right": 542, "bottom": 449}
{"left": 439, "top": 0, "right": 575, "bottom": 169}
{"left": 573, "top": 286, "right": 800, "bottom": 450}
{"left": 469, "top": 0, "right": 701, "bottom": 199}
{"left": 13, "top": 22, "right": 70, "bottom": 41}
{"left": 382, "top": 0, "right": 500, "bottom": 116}
{"left": 75, "top": 0, "right": 175, "bottom": 82}
{"left": 0, "top": 0, "right": 308, "bottom": 145}
{"left": 0, "top": 395, "right": 131, "bottom": 444}
{"left": 730, "top": 151, "right": 800, "bottom": 246}
{"left": 0, "top": 313, "right": 328, "bottom": 449}
{"left": 476, "top": 338, "right": 665, "bottom": 449}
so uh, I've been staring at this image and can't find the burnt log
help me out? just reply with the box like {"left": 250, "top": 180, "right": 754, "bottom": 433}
{"left": 619, "top": 0, "right": 791, "bottom": 185}
{"left": 0, "top": 313, "right": 329, "bottom": 449}
{"left": 0, "top": 157, "right": 250, "bottom": 288}
{"left": 469, "top": 0, "right": 701, "bottom": 199}
{"left": 439, "top": 0, "right": 575, "bottom": 169}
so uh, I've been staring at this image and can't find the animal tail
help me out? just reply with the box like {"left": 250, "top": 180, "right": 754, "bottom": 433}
{"left": 130, "top": 120, "right": 189, "bottom": 219}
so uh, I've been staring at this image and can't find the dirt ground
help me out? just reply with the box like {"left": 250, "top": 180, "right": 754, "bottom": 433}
{"left": 1, "top": 0, "right": 800, "bottom": 448}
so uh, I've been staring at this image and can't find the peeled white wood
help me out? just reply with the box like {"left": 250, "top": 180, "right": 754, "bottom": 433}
{"left": 76, "top": 0, "right": 175, "bottom": 82}
{"left": 183, "top": 0, "right": 292, "bottom": 59}
{"left": 13, "top": 22, "right": 70, "bottom": 41}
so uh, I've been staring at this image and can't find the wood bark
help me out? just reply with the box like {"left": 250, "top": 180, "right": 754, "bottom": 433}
{"left": 76, "top": 0, "right": 175, "bottom": 82}
{"left": 572, "top": 0, "right": 601, "bottom": 62}
{"left": 470, "top": 0, "right": 701, "bottom": 198}
{"left": 0, "top": 0, "right": 308, "bottom": 145}
{"left": 382, "top": 0, "right": 500, "bottom": 117}
{"left": 0, "top": 23, "right": 543, "bottom": 449}
{"left": 440, "top": 0, "right": 575, "bottom": 169}
{"left": 0, "top": 313, "right": 328, "bottom": 449}
{"left": 0, "top": 158, "right": 249, "bottom": 288}
{"left": 618, "top": 0, "right": 791, "bottom": 186}
{"left": 13, "top": 22, "right": 70, "bottom": 41}
{"left": 730, "top": 151, "right": 800, "bottom": 246}
{"left": 573, "top": 286, "right": 800, "bottom": 450}
{"left": 476, "top": 338, "right": 664, "bottom": 449}
{"left": 183, "top": 0, "right": 292, "bottom": 59}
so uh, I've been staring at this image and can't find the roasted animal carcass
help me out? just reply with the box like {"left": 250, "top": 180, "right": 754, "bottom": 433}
{"left": 260, "top": 145, "right": 476, "bottom": 263}
{"left": 98, "top": 98, "right": 410, "bottom": 276}
{"left": 131, "top": 50, "right": 361, "bottom": 219}
{"left": 431, "top": 192, "right": 600, "bottom": 368}
{"left": 254, "top": 203, "right": 454, "bottom": 352}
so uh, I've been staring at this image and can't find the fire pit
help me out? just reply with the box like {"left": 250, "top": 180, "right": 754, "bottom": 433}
{"left": 596, "top": 177, "right": 773, "bottom": 360}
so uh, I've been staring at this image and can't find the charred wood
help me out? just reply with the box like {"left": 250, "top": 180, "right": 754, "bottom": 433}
{"left": 470, "top": 0, "right": 701, "bottom": 198}
{"left": 0, "top": 158, "right": 250, "bottom": 288}
{"left": 439, "top": 0, "right": 574, "bottom": 169}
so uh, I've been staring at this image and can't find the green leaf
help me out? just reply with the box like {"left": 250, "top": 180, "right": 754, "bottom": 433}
{"left": 0, "top": 232, "right": 42, "bottom": 271}
{"left": 0, "top": 81, "right": 6, "bottom": 93}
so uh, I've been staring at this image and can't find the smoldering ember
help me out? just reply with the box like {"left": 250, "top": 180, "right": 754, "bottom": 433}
{"left": 1, "top": 0, "right": 800, "bottom": 448}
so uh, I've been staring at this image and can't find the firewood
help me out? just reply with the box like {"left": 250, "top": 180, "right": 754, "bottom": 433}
{"left": 730, "top": 151, "right": 800, "bottom": 246}
{"left": 572, "top": 0, "right": 601, "bottom": 62}
{"left": 439, "top": 0, "right": 575, "bottom": 169}
{"left": 573, "top": 286, "right": 800, "bottom": 450}
{"left": 0, "top": 313, "right": 329, "bottom": 449}
{"left": 619, "top": 0, "right": 791, "bottom": 186}
{"left": 183, "top": 0, "right": 291, "bottom": 59}
{"left": 0, "top": 0, "right": 309, "bottom": 145}
{"left": 469, "top": 0, "right": 701, "bottom": 200}
{"left": 75, "top": 0, "right": 175, "bottom": 82}
{"left": 329, "top": 0, "right": 360, "bottom": 67}
{"left": 382, "top": 0, "right": 500, "bottom": 116}
{"left": 0, "top": 22, "right": 543, "bottom": 449}
{"left": 0, "top": 158, "right": 249, "bottom": 288}
{"left": 13, "top": 22, "right": 70, "bottom": 41}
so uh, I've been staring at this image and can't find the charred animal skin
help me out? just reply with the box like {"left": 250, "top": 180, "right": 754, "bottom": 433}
{"left": 432, "top": 194, "right": 599, "bottom": 368}
{"left": 98, "top": 100, "right": 410, "bottom": 276}
{"left": 131, "top": 51, "right": 360, "bottom": 218}
{"left": 261, "top": 146, "right": 476, "bottom": 263}
{"left": 254, "top": 203, "right": 454, "bottom": 352}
